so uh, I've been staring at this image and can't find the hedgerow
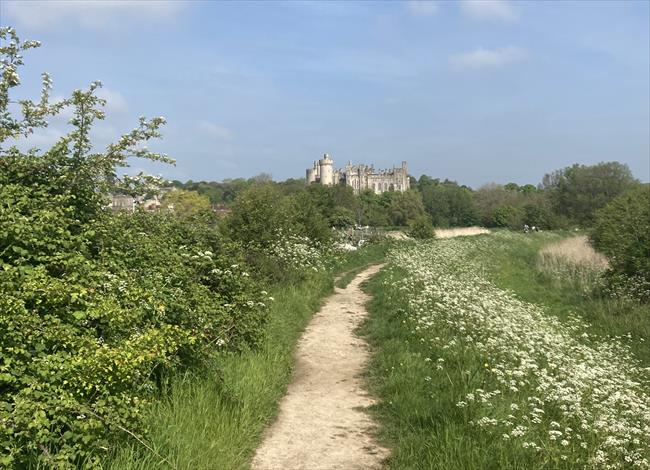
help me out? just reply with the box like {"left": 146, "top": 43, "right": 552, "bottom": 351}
{"left": 591, "top": 185, "right": 650, "bottom": 302}
{"left": 0, "top": 28, "right": 269, "bottom": 467}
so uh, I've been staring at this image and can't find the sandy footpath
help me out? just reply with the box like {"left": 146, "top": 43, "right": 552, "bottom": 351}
{"left": 251, "top": 264, "right": 389, "bottom": 470}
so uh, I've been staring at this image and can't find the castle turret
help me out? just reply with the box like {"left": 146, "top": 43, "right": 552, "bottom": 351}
{"left": 318, "top": 153, "right": 334, "bottom": 186}
{"left": 306, "top": 168, "right": 316, "bottom": 184}
{"left": 401, "top": 161, "right": 409, "bottom": 190}
{"left": 306, "top": 161, "right": 318, "bottom": 184}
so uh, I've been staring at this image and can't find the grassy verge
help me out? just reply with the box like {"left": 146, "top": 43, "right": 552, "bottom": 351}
{"left": 360, "top": 232, "right": 650, "bottom": 469}
{"left": 360, "top": 266, "right": 527, "bottom": 469}
{"left": 478, "top": 231, "right": 650, "bottom": 366}
{"left": 108, "top": 243, "right": 388, "bottom": 470}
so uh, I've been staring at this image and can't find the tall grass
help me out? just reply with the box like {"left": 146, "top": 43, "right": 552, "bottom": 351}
{"left": 537, "top": 235, "right": 608, "bottom": 291}
{"left": 434, "top": 227, "right": 490, "bottom": 238}
{"left": 107, "top": 243, "right": 388, "bottom": 470}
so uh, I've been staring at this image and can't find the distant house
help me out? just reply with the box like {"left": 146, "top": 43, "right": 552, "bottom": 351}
{"left": 108, "top": 188, "right": 174, "bottom": 212}
{"left": 109, "top": 194, "right": 136, "bottom": 212}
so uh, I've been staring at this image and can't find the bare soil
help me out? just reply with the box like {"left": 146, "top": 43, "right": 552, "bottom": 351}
{"left": 251, "top": 264, "right": 389, "bottom": 470}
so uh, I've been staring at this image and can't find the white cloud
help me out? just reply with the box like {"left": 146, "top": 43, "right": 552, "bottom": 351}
{"left": 450, "top": 46, "right": 527, "bottom": 70}
{"left": 198, "top": 122, "right": 234, "bottom": 141}
{"left": 96, "top": 88, "right": 128, "bottom": 114}
{"left": 406, "top": 1, "right": 439, "bottom": 17}
{"left": 460, "top": 0, "right": 517, "bottom": 22}
{"left": 4, "top": 1, "right": 185, "bottom": 31}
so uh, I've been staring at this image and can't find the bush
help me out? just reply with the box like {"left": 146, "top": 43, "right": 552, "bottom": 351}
{"left": 408, "top": 216, "right": 436, "bottom": 239}
{"left": 0, "top": 185, "right": 270, "bottom": 468}
{"left": 0, "top": 29, "right": 269, "bottom": 467}
{"left": 493, "top": 204, "right": 523, "bottom": 229}
{"left": 329, "top": 206, "right": 356, "bottom": 228}
{"left": 591, "top": 185, "right": 650, "bottom": 301}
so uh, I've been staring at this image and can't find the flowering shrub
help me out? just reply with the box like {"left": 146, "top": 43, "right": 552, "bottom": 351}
{"left": 0, "top": 29, "right": 269, "bottom": 467}
{"left": 265, "top": 230, "right": 327, "bottom": 273}
{"left": 380, "top": 234, "right": 649, "bottom": 468}
{"left": 0, "top": 209, "right": 270, "bottom": 468}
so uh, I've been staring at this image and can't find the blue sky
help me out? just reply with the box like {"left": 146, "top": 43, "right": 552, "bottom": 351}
{"left": 1, "top": 0, "right": 648, "bottom": 187}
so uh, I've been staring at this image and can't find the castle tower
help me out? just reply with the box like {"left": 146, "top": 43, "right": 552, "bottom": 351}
{"left": 401, "top": 161, "right": 409, "bottom": 190}
{"left": 318, "top": 153, "right": 334, "bottom": 186}
{"left": 306, "top": 161, "right": 318, "bottom": 184}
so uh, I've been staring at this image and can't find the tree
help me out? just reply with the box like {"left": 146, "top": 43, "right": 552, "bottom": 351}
{"left": 329, "top": 206, "right": 356, "bottom": 228}
{"left": 408, "top": 216, "right": 436, "bottom": 239}
{"left": 493, "top": 204, "right": 523, "bottom": 229}
{"left": 591, "top": 185, "right": 650, "bottom": 301}
{"left": 162, "top": 189, "right": 212, "bottom": 217}
{"left": 542, "top": 162, "right": 638, "bottom": 226}
{"left": 420, "top": 179, "right": 478, "bottom": 227}
{"left": 389, "top": 190, "right": 426, "bottom": 226}
{"left": 473, "top": 184, "right": 524, "bottom": 227}
{"left": 226, "top": 184, "right": 292, "bottom": 248}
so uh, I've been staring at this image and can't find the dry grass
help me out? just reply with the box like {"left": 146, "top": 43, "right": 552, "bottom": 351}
{"left": 434, "top": 227, "right": 491, "bottom": 238}
{"left": 538, "top": 235, "right": 609, "bottom": 290}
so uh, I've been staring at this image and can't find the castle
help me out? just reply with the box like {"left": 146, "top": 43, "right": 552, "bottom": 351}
{"left": 306, "top": 154, "right": 410, "bottom": 195}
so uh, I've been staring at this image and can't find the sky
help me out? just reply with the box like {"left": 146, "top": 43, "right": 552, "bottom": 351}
{"left": 1, "top": 0, "right": 648, "bottom": 188}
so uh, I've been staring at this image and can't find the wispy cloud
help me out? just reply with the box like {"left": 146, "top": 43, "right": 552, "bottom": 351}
{"left": 405, "top": 1, "right": 439, "bottom": 17}
{"left": 450, "top": 46, "right": 527, "bottom": 70}
{"left": 3, "top": 0, "right": 185, "bottom": 31}
{"left": 198, "top": 122, "right": 234, "bottom": 141}
{"left": 96, "top": 88, "right": 128, "bottom": 114}
{"left": 459, "top": 0, "right": 517, "bottom": 23}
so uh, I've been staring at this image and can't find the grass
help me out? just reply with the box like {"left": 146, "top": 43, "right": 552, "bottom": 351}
{"left": 360, "top": 267, "right": 538, "bottom": 469}
{"left": 478, "top": 231, "right": 650, "bottom": 366}
{"left": 107, "top": 242, "right": 388, "bottom": 470}
{"left": 360, "top": 231, "right": 650, "bottom": 469}
{"left": 537, "top": 235, "right": 608, "bottom": 291}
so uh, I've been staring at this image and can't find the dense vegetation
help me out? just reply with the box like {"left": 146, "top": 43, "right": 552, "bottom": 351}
{"left": 176, "top": 161, "right": 640, "bottom": 234}
{"left": 0, "top": 29, "right": 383, "bottom": 467}
{"left": 0, "top": 29, "right": 272, "bottom": 467}
{"left": 591, "top": 185, "right": 650, "bottom": 302}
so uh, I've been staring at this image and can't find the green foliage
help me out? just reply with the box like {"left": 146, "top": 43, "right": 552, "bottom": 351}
{"left": 419, "top": 179, "right": 478, "bottom": 227}
{"left": 542, "top": 161, "right": 638, "bottom": 226}
{"left": 0, "top": 29, "right": 268, "bottom": 467}
{"left": 408, "top": 216, "right": 436, "bottom": 239}
{"left": 161, "top": 189, "right": 212, "bottom": 218}
{"left": 225, "top": 184, "right": 294, "bottom": 248}
{"left": 108, "top": 243, "right": 388, "bottom": 470}
{"left": 389, "top": 190, "right": 425, "bottom": 226}
{"left": 329, "top": 206, "right": 356, "bottom": 228}
{"left": 591, "top": 185, "right": 650, "bottom": 302}
{"left": 522, "top": 203, "right": 552, "bottom": 229}
{"left": 493, "top": 204, "right": 523, "bottom": 229}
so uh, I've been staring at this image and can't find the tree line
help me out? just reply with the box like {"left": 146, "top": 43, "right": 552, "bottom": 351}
{"left": 172, "top": 160, "right": 642, "bottom": 231}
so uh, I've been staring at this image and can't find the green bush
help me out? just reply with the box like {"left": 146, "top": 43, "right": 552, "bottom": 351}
{"left": 0, "top": 29, "right": 268, "bottom": 467}
{"left": 591, "top": 185, "right": 650, "bottom": 301}
{"left": 408, "top": 216, "right": 436, "bottom": 239}
{"left": 493, "top": 204, "right": 523, "bottom": 229}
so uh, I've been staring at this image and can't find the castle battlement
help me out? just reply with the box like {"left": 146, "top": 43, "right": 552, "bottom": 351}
{"left": 306, "top": 154, "right": 409, "bottom": 195}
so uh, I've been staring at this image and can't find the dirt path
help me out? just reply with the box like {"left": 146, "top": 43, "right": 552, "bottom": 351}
{"left": 251, "top": 264, "right": 389, "bottom": 470}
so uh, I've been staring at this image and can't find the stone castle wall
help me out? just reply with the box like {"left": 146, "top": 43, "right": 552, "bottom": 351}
{"left": 306, "top": 154, "right": 409, "bottom": 195}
